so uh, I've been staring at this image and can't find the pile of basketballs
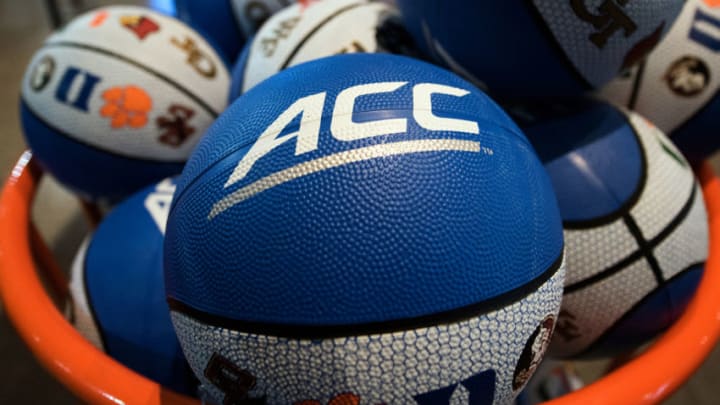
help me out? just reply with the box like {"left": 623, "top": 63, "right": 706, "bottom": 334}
{"left": 16, "top": 0, "right": 716, "bottom": 403}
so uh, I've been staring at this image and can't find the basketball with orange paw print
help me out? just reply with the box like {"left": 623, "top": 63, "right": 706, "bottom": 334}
{"left": 99, "top": 86, "right": 152, "bottom": 129}
{"left": 20, "top": 5, "right": 229, "bottom": 201}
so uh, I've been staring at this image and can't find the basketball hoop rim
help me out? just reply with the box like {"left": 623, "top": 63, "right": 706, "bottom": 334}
{"left": 0, "top": 151, "right": 718, "bottom": 405}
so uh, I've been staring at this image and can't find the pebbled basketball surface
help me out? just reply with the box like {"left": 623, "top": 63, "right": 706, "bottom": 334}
{"left": 518, "top": 99, "right": 708, "bottom": 358}
{"left": 397, "top": 0, "right": 684, "bottom": 97}
{"left": 164, "top": 53, "right": 564, "bottom": 330}
{"left": 70, "top": 178, "right": 196, "bottom": 394}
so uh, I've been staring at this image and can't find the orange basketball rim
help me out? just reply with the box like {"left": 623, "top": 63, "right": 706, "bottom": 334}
{"left": 1, "top": 151, "right": 719, "bottom": 405}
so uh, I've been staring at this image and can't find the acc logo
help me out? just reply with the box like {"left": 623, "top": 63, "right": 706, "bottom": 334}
{"left": 210, "top": 82, "right": 485, "bottom": 219}
{"left": 30, "top": 55, "right": 55, "bottom": 92}
{"left": 120, "top": 15, "right": 160, "bottom": 40}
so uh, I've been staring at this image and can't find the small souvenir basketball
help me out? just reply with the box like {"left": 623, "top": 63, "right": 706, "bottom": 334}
{"left": 69, "top": 178, "right": 197, "bottom": 395}
{"left": 20, "top": 6, "right": 230, "bottom": 201}
{"left": 396, "top": 0, "right": 685, "bottom": 98}
{"left": 513, "top": 99, "right": 708, "bottom": 358}
{"left": 230, "top": 0, "right": 419, "bottom": 98}
{"left": 164, "top": 53, "right": 565, "bottom": 404}
{"left": 600, "top": 0, "right": 720, "bottom": 166}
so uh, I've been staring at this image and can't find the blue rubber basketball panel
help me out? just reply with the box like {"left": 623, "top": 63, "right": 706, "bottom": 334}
{"left": 521, "top": 100, "right": 644, "bottom": 223}
{"left": 165, "top": 53, "right": 564, "bottom": 326}
{"left": 84, "top": 180, "right": 195, "bottom": 394}
{"left": 174, "top": 0, "right": 240, "bottom": 65}
{"left": 396, "top": 0, "right": 584, "bottom": 97}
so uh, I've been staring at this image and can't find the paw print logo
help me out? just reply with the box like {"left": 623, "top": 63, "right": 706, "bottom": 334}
{"left": 100, "top": 86, "right": 152, "bottom": 129}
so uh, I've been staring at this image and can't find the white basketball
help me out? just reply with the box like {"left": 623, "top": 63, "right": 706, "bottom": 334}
{"left": 21, "top": 6, "right": 230, "bottom": 199}
{"left": 232, "top": 0, "right": 409, "bottom": 95}
{"left": 599, "top": 0, "right": 720, "bottom": 165}
{"left": 552, "top": 112, "right": 708, "bottom": 358}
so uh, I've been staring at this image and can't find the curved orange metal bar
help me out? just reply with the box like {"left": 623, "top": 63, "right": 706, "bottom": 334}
{"left": 0, "top": 151, "right": 719, "bottom": 405}
{"left": 545, "top": 164, "right": 720, "bottom": 405}
{"left": 0, "top": 152, "right": 195, "bottom": 405}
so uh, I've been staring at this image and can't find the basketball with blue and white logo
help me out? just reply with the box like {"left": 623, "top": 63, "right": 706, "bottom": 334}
{"left": 513, "top": 99, "right": 708, "bottom": 358}
{"left": 69, "top": 178, "right": 197, "bottom": 395}
{"left": 20, "top": 6, "right": 230, "bottom": 201}
{"left": 174, "top": 0, "right": 295, "bottom": 62}
{"left": 164, "top": 53, "right": 565, "bottom": 404}
{"left": 230, "top": 0, "right": 419, "bottom": 99}
{"left": 600, "top": 0, "right": 720, "bottom": 166}
{"left": 396, "top": 0, "right": 685, "bottom": 97}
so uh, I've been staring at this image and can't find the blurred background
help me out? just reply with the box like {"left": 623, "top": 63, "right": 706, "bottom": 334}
{"left": 0, "top": 0, "right": 719, "bottom": 403}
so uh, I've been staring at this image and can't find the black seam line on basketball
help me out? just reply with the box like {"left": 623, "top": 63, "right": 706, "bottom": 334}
{"left": 622, "top": 214, "right": 665, "bottom": 284}
{"left": 571, "top": 262, "right": 705, "bottom": 359}
{"left": 167, "top": 249, "right": 564, "bottom": 339}
{"left": 81, "top": 238, "right": 110, "bottom": 352}
{"left": 562, "top": 122, "right": 649, "bottom": 230}
{"left": 278, "top": 2, "right": 369, "bottom": 70}
{"left": 565, "top": 183, "right": 698, "bottom": 293}
{"left": 627, "top": 60, "right": 646, "bottom": 110}
{"left": 521, "top": 0, "right": 594, "bottom": 90}
{"left": 20, "top": 99, "right": 187, "bottom": 165}
{"left": 43, "top": 41, "right": 219, "bottom": 118}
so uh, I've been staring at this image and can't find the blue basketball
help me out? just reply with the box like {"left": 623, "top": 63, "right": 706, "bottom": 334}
{"left": 69, "top": 178, "right": 197, "bottom": 395}
{"left": 396, "top": 0, "right": 685, "bottom": 98}
{"left": 174, "top": 0, "right": 294, "bottom": 62}
{"left": 165, "top": 53, "right": 565, "bottom": 404}
{"left": 512, "top": 99, "right": 708, "bottom": 358}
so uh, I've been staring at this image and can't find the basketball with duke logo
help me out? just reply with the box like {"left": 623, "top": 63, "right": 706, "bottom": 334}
{"left": 21, "top": 6, "right": 230, "bottom": 201}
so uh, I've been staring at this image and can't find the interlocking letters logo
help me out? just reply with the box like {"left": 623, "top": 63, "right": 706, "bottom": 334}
{"left": 570, "top": 0, "right": 638, "bottom": 49}
{"left": 171, "top": 36, "right": 217, "bottom": 79}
